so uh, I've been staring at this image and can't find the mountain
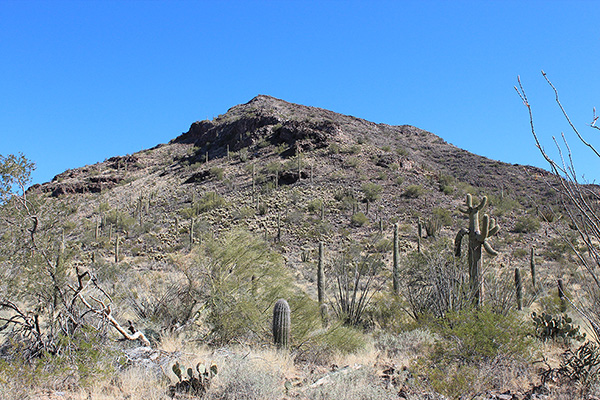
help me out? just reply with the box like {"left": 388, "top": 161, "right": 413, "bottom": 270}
{"left": 27, "top": 94, "right": 560, "bottom": 271}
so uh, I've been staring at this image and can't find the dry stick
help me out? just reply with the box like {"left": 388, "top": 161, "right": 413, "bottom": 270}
{"left": 516, "top": 76, "right": 600, "bottom": 289}
{"left": 78, "top": 294, "right": 151, "bottom": 347}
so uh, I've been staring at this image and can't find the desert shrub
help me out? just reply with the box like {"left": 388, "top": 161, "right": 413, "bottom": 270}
{"left": 307, "top": 198, "right": 324, "bottom": 214}
{"left": 265, "top": 161, "right": 282, "bottom": 175}
{"left": 233, "top": 206, "right": 255, "bottom": 221}
{"left": 543, "top": 237, "right": 576, "bottom": 261}
{"left": 512, "top": 247, "right": 529, "bottom": 258}
{"left": 329, "top": 246, "right": 386, "bottom": 327}
{"left": 304, "top": 366, "right": 395, "bottom": 400}
{"left": 417, "top": 308, "right": 534, "bottom": 398}
{"left": 196, "top": 192, "right": 227, "bottom": 214}
{"left": 403, "top": 185, "right": 424, "bottom": 198}
{"left": 344, "top": 157, "right": 359, "bottom": 168}
{"left": 238, "top": 148, "right": 249, "bottom": 162}
{"left": 343, "top": 144, "right": 361, "bottom": 154}
{"left": 558, "top": 341, "right": 600, "bottom": 393}
{"left": 513, "top": 214, "right": 541, "bottom": 233}
{"left": 365, "top": 292, "right": 405, "bottom": 331}
{"left": 401, "top": 239, "right": 470, "bottom": 320}
{"left": 205, "top": 354, "right": 282, "bottom": 400}
{"left": 361, "top": 182, "right": 383, "bottom": 202}
{"left": 350, "top": 212, "right": 368, "bottom": 227}
{"left": 437, "top": 174, "right": 455, "bottom": 194}
{"left": 192, "top": 230, "right": 322, "bottom": 346}
{"left": 0, "top": 329, "right": 118, "bottom": 393}
{"left": 209, "top": 167, "right": 224, "bottom": 180}
{"left": 298, "top": 323, "right": 367, "bottom": 365}
{"left": 285, "top": 210, "right": 305, "bottom": 226}
{"left": 127, "top": 269, "right": 202, "bottom": 333}
{"left": 432, "top": 207, "right": 452, "bottom": 226}
{"left": 487, "top": 193, "right": 520, "bottom": 216}
{"left": 105, "top": 209, "right": 135, "bottom": 232}
{"left": 374, "top": 328, "right": 437, "bottom": 358}
{"left": 396, "top": 147, "right": 408, "bottom": 157}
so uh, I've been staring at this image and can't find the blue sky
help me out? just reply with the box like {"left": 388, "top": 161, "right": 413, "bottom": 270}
{"left": 1, "top": 0, "right": 599, "bottom": 185}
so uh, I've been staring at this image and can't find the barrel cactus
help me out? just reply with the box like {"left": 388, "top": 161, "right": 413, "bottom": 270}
{"left": 272, "top": 299, "right": 291, "bottom": 349}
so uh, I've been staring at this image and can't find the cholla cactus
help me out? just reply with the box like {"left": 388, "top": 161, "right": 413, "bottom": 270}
{"left": 455, "top": 194, "right": 500, "bottom": 306}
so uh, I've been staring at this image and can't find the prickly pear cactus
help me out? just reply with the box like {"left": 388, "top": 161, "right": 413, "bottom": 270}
{"left": 169, "top": 361, "right": 218, "bottom": 397}
{"left": 454, "top": 194, "right": 500, "bottom": 306}
{"left": 272, "top": 298, "right": 291, "bottom": 349}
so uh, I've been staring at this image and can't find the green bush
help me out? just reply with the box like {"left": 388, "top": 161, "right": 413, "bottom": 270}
{"left": 403, "top": 185, "right": 424, "bottom": 198}
{"left": 194, "top": 230, "right": 322, "bottom": 346}
{"left": 105, "top": 209, "right": 135, "bottom": 232}
{"left": 345, "top": 157, "right": 360, "bottom": 168}
{"left": 350, "top": 212, "right": 368, "bottom": 227}
{"left": 307, "top": 198, "right": 324, "bottom": 214}
{"left": 361, "top": 182, "right": 383, "bottom": 202}
{"left": 195, "top": 192, "right": 227, "bottom": 213}
{"left": 417, "top": 308, "right": 535, "bottom": 398}
{"left": 513, "top": 215, "right": 541, "bottom": 233}
{"left": 437, "top": 174, "right": 455, "bottom": 194}
{"left": 209, "top": 167, "right": 224, "bottom": 180}
{"left": 296, "top": 324, "right": 368, "bottom": 366}
{"left": 543, "top": 237, "right": 575, "bottom": 261}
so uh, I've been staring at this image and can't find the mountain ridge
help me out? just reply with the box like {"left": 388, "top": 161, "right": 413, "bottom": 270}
{"left": 34, "top": 94, "right": 555, "bottom": 205}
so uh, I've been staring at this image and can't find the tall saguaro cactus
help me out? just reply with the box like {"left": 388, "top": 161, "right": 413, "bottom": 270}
{"left": 530, "top": 246, "right": 537, "bottom": 289}
{"left": 317, "top": 242, "right": 325, "bottom": 305}
{"left": 515, "top": 267, "right": 523, "bottom": 311}
{"left": 393, "top": 223, "right": 400, "bottom": 295}
{"left": 454, "top": 194, "right": 500, "bottom": 306}
{"left": 272, "top": 299, "right": 291, "bottom": 349}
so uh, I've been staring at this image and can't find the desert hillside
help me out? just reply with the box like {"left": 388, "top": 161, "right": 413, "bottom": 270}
{"left": 0, "top": 96, "right": 593, "bottom": 399}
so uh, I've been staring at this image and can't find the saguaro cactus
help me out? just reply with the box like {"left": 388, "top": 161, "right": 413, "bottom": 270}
{"left": 317, "top": 242, "right": 325, "bottom": 305}
{"left": 515, "top": 267, "right": 523, "bottom": 311}
{"left": 393, "top": 223, "right": 400, "bottom": 295}
{"left": 272, "top": 299, "right": 291, "bottom": 349}
{"left": 417, "top": 217, "right": 423, "bottom": 253}
{"left": 454, "top": 194, "right": 500, "bottom": 306}
{"left": 115, "top": 235, "right": 120, "bottom": 264}
{"left": 558, "top": 279, "right": 567, "bottom": 312}
{"left": 530, "top": 246, "right": 536, "bottom": 289}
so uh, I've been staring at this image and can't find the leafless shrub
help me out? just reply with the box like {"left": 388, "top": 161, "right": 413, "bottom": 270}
{"left": 516, "top": 72, "right": 600, "bottom": 340}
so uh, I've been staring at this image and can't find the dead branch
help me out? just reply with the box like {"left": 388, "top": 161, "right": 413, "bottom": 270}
{"left": 77, "top": 293, "right": 151, "bottom": 347}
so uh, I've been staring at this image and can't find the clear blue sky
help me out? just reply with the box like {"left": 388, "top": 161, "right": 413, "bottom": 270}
{"left": 1, "top": 0, "right": 599, "bottom": 185}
